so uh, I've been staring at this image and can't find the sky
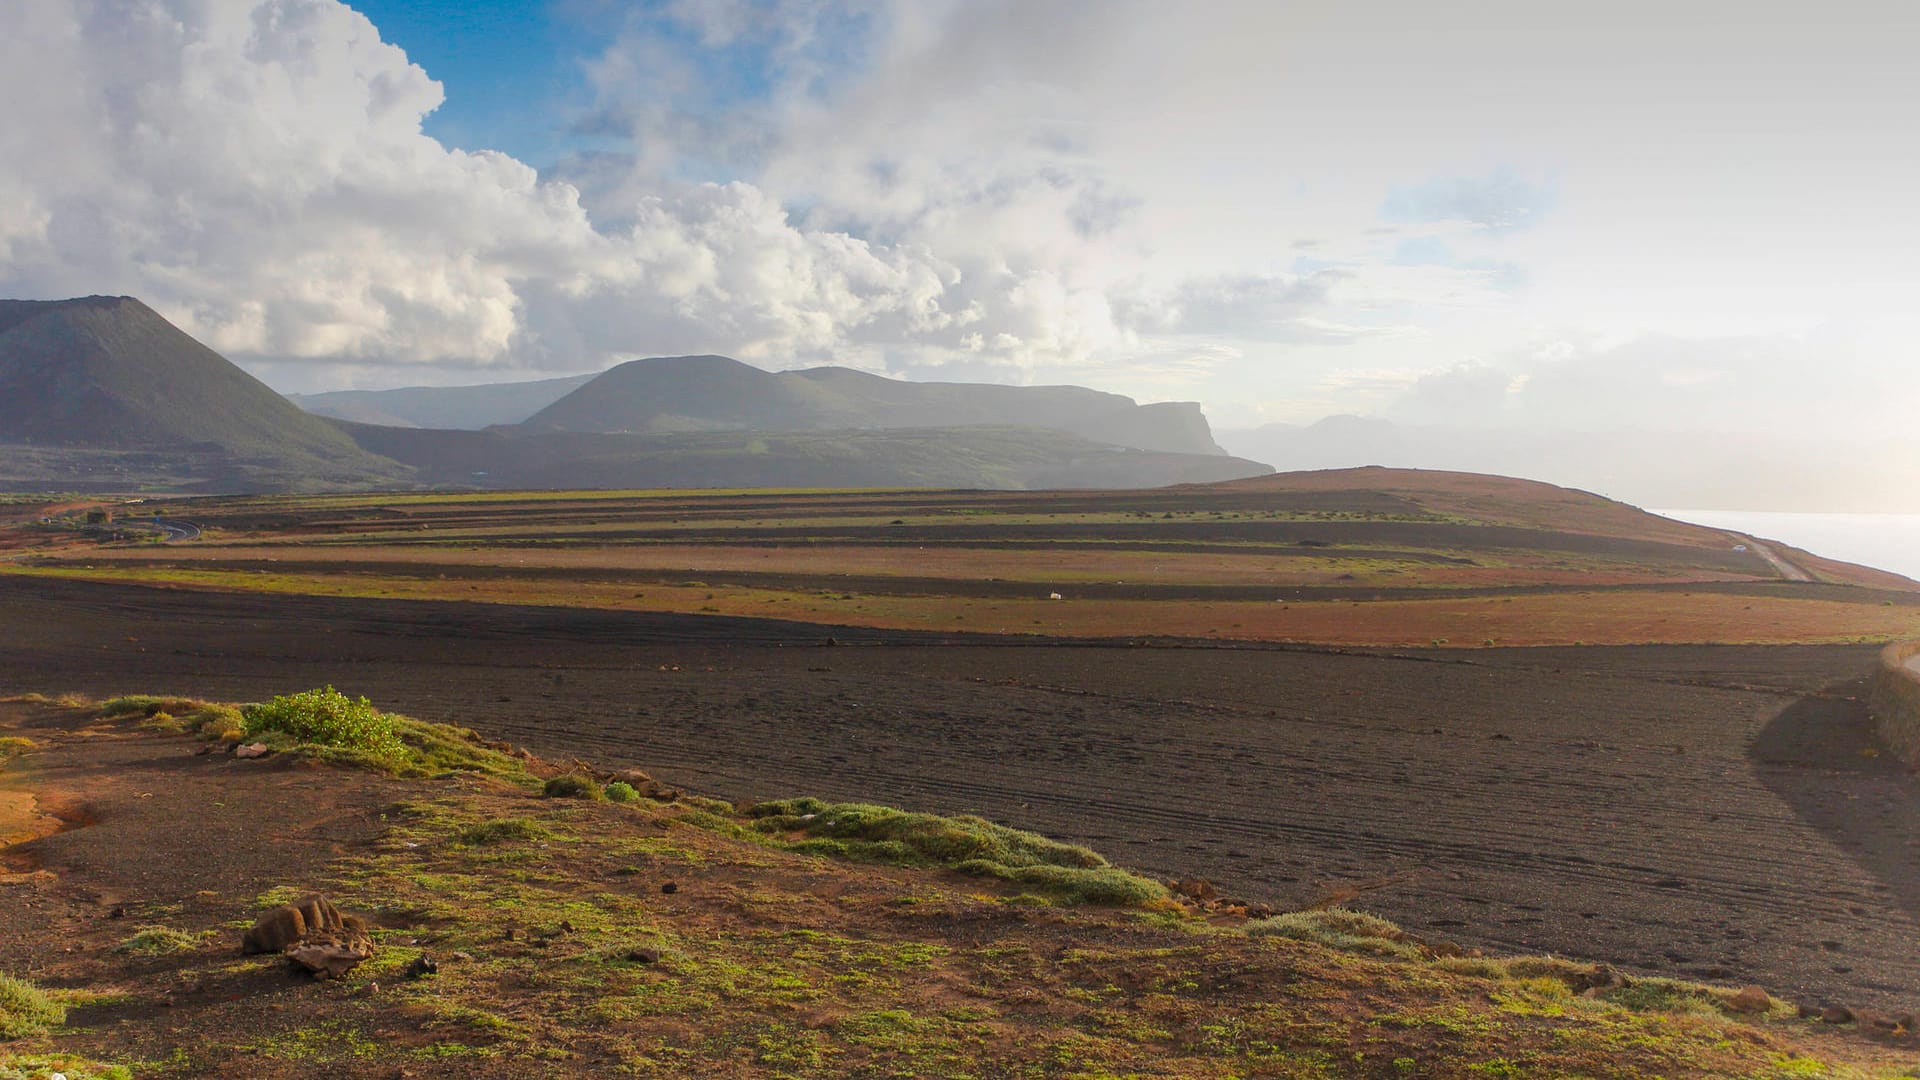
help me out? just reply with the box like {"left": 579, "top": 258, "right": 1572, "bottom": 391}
{"left": 1, "top": 0, "right": 1916, "bottom": 450}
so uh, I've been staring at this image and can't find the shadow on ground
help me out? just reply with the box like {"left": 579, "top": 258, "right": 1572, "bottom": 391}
{"left": 1751, "top": 681, "right": 1920, "bottom": 927}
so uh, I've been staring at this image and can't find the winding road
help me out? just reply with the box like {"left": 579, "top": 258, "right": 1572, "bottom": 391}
{"left": 147, "top": 518, "right": 200, "bottom": 542}
{"left": 1731, "top": 532, "right": 1812, "bottom": 582}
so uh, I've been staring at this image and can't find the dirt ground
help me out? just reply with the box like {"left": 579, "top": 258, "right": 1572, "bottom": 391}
{"left": 4, "top": 575, "right": 1918, "bottom": 1018}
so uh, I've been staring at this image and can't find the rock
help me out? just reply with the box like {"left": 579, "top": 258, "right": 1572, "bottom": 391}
{"left": 1821, "top": 1006, "right": 1855, "bottom": 1025}
{"left": 405, "top": 954, "right": 438, "bottom": 979}
{"left": 1727, "top": 986, "right": 1771, "bottom": 1014}
{"left": 661, "top": 881, "right": 678, "bottom": 895}
{"left": 233, "top": 742, "right": 271, "bottom": 759}
{"left": 241, "top": 893, "right": 353, "bottom": 955}
{"left": 449, "top": 951, "right": 474, "bottom": 963}
{"left": 1171, "top": 877, "right": 1218, "bottom": 902}
{"left": 1797, "top": 1003, "right": 1821, "bottom": 1019}
{"left": 286, "top": 928, "right": 376, "bottom": 980}
{"left": 627, "top": 947, "right": 661, "bottom": 964}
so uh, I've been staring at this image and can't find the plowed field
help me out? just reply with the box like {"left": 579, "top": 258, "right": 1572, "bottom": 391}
{"left": 5, "top": 574, "right": 1917, "bottom": 1014}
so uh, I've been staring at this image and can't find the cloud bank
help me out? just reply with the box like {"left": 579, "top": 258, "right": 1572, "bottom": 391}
{"left": 0, "top": 0, "right": 1912, "bottom": 443}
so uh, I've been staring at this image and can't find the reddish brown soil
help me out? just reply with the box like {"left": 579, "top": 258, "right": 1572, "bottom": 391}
{"left": 4, "top": 575, "right": 1919, "bottom": 1016}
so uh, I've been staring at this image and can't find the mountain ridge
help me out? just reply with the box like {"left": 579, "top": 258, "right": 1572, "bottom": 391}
{"left": 523, "top": 354, "right": 1226, "bottom": 455}
{"left": 0, "top": 296, "right": 1267, "bottom": 492}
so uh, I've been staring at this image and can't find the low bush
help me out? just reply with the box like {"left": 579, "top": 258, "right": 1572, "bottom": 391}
{"left": 604, "top": 781, "right": 639, "bottom": 804}
{"left": 543, "top": 775, "right": 603, "bottom": 800}
{"left": 243, "top": 687, "right": 405, "bottom": 762}
{"left": 0, "top": 973, "right": 63, "bottom": 1039}
{"left": 0, "top": 737, "right": 35, "bottom": 762}
{"left": 101, "top": 688, "right": 534, "bottom": 784}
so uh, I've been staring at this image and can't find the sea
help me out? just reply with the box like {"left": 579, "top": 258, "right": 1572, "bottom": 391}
{"left": 1652, "top": 510, "right": 1920, "bottom": 584}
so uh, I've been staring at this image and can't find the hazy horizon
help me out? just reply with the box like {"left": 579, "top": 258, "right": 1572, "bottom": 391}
{"left": 3, "top": 1, "right": 1916, "bottom": 507}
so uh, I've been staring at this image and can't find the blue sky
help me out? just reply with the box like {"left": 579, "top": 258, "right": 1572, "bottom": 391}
{"left": 345, "top": 0, "right": 592, "bottom": 165}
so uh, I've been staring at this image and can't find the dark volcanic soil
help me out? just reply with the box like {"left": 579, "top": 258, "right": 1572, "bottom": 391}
{"left": 5, "top": 575, "right": 1918, "bottom": 1012}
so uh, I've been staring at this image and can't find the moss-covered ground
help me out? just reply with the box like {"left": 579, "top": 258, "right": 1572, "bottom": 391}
{"left": 2, "top": 695, "right": 1917, "bottom": 1078}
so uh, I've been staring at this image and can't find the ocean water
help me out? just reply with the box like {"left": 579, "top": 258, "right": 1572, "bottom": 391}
{"left": 1652, "top": 510, "right": 1920, "bottom": 584}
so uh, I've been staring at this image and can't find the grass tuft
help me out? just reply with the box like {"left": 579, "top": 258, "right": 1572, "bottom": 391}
{"left": 112, "top": 926, "right": 204, "bottom": 956}
{"left": 0, "top": 973, "right": 64, "bottom": 1039}
{"left": 0, "top": 1054, "right": 131, "bottom": 1080}
{"left": 604, "top": 781, "right": 639, "bottom": 804}
{"left": 99, "top": 695, "right": 204, "bottom": 720}
{"left": 542, "top": 774, "right": 603, "bottom": 800}
{"left": 1248, "top": 908, "right": 1424, "bottom": 959}
{"left": 745, "top": 798, "right": 1167, "bottom": 906}
{"left": 0, "top": 737, "right": 36, "bottom": 762}
{"left": 455, "top": 817, "right": 553, "bottom": 846}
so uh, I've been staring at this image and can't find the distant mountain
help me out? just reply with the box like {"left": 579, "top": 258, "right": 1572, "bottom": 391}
{"left": 330, "top": 420, "right": 1270, "bottom": 491}
{"left": 1216, "top": 418, "right": 1920, "bottom": 513}
{"left": 0, "top": 296, "right": 407, "bottom": 490}
{"left": 523, "top": 355, "right": 1225, "bottom": 456}
{"left": 289, "top": 372, "right": 598, "bottom": 429}
{"left": 0, "top": 296, "right": 1259, "bottom": 493}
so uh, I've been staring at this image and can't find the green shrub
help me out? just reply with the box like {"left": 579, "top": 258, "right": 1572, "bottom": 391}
{"left": 0, "top": 973, "right": 64, "bottom": 1039}
{"left": 242, "top": 687, "right": 405, "bottom": 762}
{"left": 543, "top": 775, "right": 603, "bottom": 800}
{"left": 604, "top": 781, "right": 639, "bottom": 804}
{"left": 0, "top": 737, "right": 36, "bottom": 762}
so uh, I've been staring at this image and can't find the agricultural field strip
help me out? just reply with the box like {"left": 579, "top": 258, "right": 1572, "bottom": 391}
{"left": 16, "top": 554, "right": 1845, "bottom": 600}
{"left": 11, "top": 562, "right": 1918, "bottom": 646}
